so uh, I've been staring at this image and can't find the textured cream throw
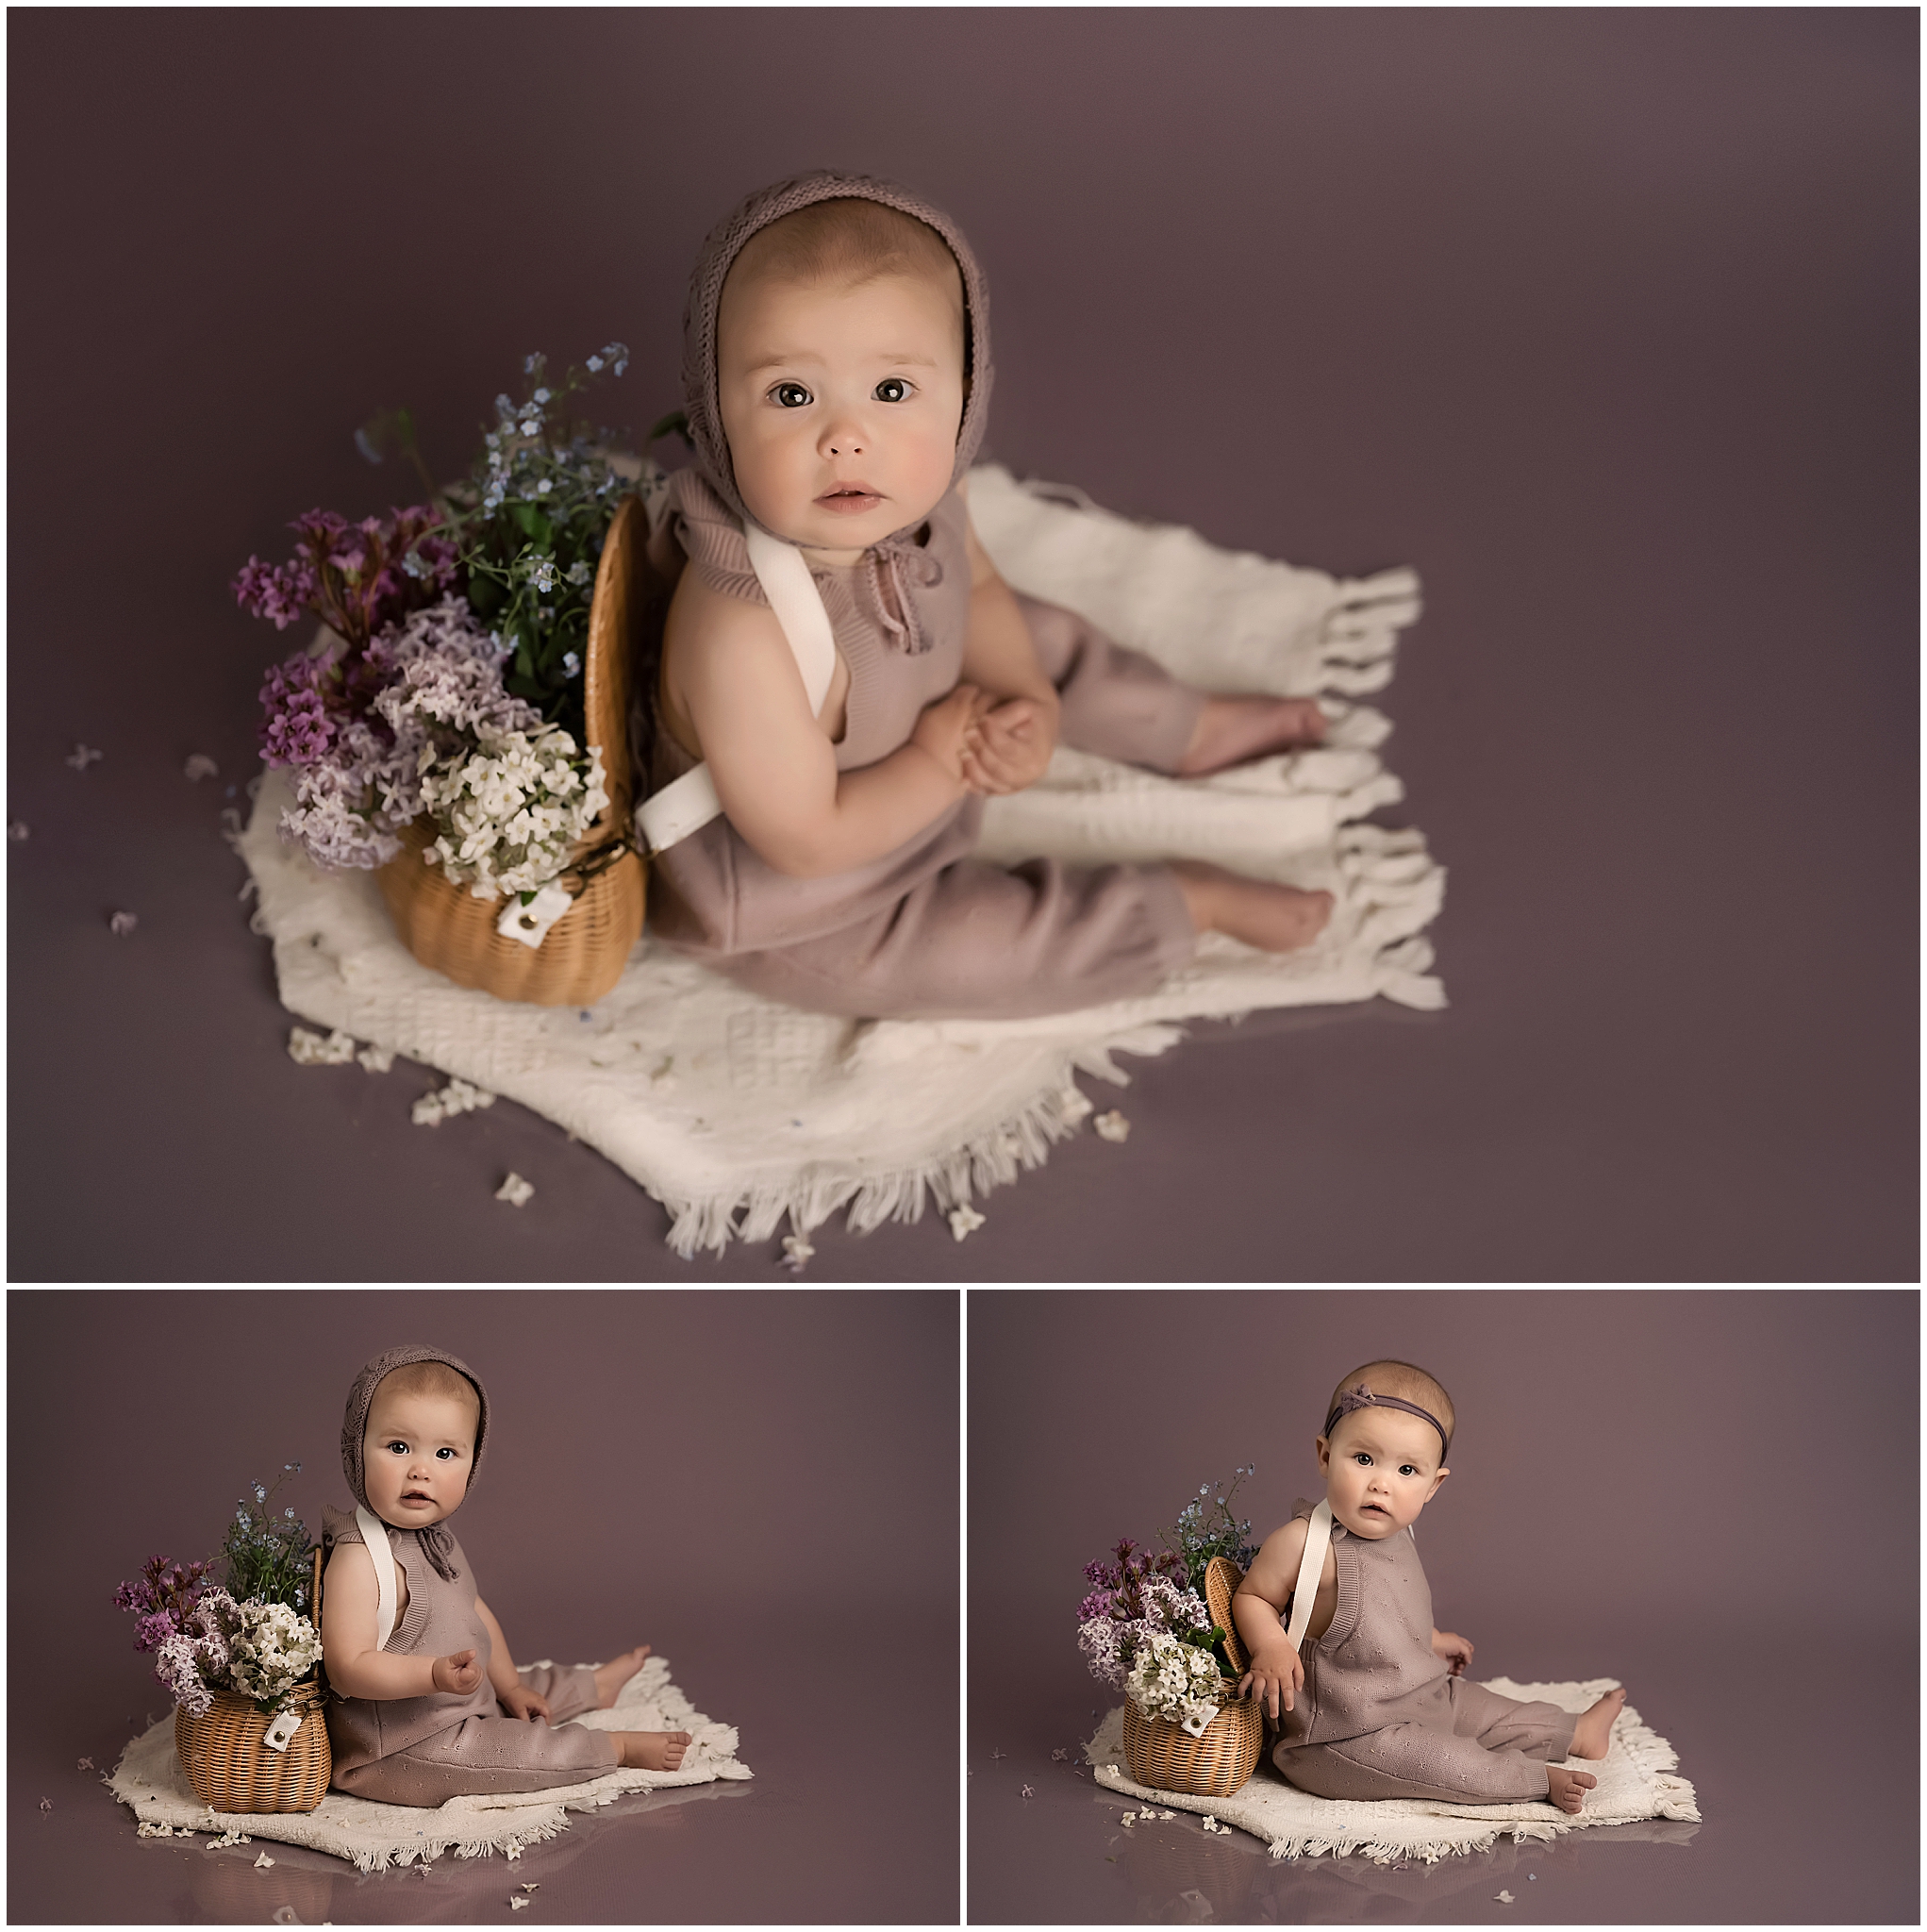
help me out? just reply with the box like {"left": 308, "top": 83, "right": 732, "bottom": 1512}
{"left": 108, "top": 1656, "right": 749, "bottom": 1873}
{"left": 1088, "top": 1678, "right": 1700, "bottom": 1865}
{"left": 236, "top": 463, "right": 1441, "bottom": 1256}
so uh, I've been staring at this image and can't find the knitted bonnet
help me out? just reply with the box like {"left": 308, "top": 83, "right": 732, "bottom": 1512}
{"left": 680, "top": 169, "right": 995, "bottom": 543}
{"left": 340, "top": 1344, "right": 489, "bottom": 1583}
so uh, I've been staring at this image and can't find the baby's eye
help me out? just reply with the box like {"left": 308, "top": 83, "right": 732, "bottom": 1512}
{"left": 1400, "top": 1465, "right": 1418, "bottom": 1477}
{"left": 1353, "top": 1453, "right": 1371, "bottom": 1466}
{"left": 387, "top": 1441, "right": 408, "bottom": 1456}
{"left": 436, "top": 1447, "right": 456, "bottom": 1459}
{"left": 873, "top": 377, "right": 911, "bottom": 403}
{"left": 772, "top": 382, "right": 813, "bottom": 408}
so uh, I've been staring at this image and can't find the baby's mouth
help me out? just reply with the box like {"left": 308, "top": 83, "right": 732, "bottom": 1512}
{"left": 817, "top": 485, "right": 883, "bottom": 516}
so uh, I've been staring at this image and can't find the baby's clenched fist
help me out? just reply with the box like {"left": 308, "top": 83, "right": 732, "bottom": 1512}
{"left": 432, "top": 1648, "right": 484, "bottom": 1696}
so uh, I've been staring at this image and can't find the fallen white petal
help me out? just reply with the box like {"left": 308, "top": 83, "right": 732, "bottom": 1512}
{"left": 289, "top": 1026, "right": 357, "bottom": 1066}
{"left": 495, "top": 1173, "right": 535, "bottom": 1208}
{"left": 255, "top": 1851, "right": 276, "bottom": 1869}
{"left": 1093, "top": 1109, "right": 1131, "bottom": 1142}
{"left": 505, "top": 1843, "right": 523, "bottom": 1862}
{"left": 1021, "top": 1784, "right": 1035, "bottom": 1798}
{"left": 108, "top": 911, "right": 138, "bottom": 938}
{"left": 356, "top": 1044, "right": 395, "bottom": 1074}
{"left": 7, "top": 820, "right": 25, "bottom": 841}
{"left": 184, "top": 755, "right": 220, "bottom": 782}
{"left": 947, "top": 1202, "right": 985, "bottom": 1241}
{"left": 1495, "top": 1890, "right": 1515, "bottom": 1904}
{"left": 780, "top": 1233, "right": 814, "bottom": 1272}
{"left": 510, "top": 1898, "right": 529, "bottom": 1911}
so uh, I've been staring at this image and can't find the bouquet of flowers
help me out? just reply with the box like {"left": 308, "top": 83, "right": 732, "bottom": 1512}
{"left": 114, "top": 1463, "right": 322, "bottom": 1717}
{"left": 234, "top": 345, "right": 638, "bottom": 930}
{"left": 1076, "top": 1467, "right": 1259, "bottom": 1729}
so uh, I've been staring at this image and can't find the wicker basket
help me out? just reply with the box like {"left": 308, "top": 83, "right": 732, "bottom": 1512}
{"left": 1119, "top": 1555, "right": 1263, "bottom": 1800}
{"left": 174, "top": 1549, "right": 330, "bottom": 1814}
{"left": 375, "top": 491, "right": 649, "bottom": 1006}
{"left": 1121, "top": 1684, "right": 1261, "bottom": 1799}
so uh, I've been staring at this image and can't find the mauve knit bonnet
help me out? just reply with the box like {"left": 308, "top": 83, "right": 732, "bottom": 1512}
{"left": 340, "top": 1344, "right": 489, "bottom": 1583}
{"left": 681, "top": 170, "right": 994, "bottom": 542}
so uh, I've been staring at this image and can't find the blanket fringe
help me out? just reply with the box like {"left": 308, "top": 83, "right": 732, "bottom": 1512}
{"left": 661, "top": 1026, "right": 1188, "bottom": 1259}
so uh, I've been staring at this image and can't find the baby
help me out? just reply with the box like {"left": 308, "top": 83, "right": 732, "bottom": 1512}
{"left": 642, "top": 169, "right": 1337, "bottom": 1021}
{"left": 1231, "top": 1359, "right": 1625, "bottom": 1816}
{"left": 318, "top": 1345, "right": 689, "bottom": 1805}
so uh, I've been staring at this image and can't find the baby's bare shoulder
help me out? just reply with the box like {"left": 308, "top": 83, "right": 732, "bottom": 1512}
{"left": 1237, "top": 1518, "right": 1310, "bottom": 1604}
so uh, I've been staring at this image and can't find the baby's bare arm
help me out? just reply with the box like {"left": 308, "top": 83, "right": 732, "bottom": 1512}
{"left": 672, "top": 577, "right": 973, "bottom": 877}
{"left": 321, "top": 1543, "right": 482, "bottom": 1701}
{"left": 955, "top": 497, "right": 1060, "bottom": 794}
{"left": 1232, "top": 1520, "right": 1311, "bottom": 1718}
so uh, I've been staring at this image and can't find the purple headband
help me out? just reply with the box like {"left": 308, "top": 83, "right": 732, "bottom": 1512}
{"left": 1324, "top": 1384, "right": 1451, "bottom": 1460}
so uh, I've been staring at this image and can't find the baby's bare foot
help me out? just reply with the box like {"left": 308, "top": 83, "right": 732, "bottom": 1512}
{"left": 1175, "top": 695, "right": 1327, "bottom": 775}
{"left": 1569, "top": 1685, "right": 1626, "bottom": 1759}
{"left": 593, "top": 1645, "right": 652, "bottom": 1708}
{"left": 617, "top": 1728, "right": 691, "bottom": 1773}
{"left": 1171, "top": 861, "right": 1334, "bottom": 952}
{"left": 1544, "top": 1765, "right": 1597, "bottom": 1816}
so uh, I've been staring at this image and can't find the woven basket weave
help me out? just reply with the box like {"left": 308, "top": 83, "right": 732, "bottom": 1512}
{"left": 1118, "top": 1556, "right": 1262, "bottom": 1799}
{"left": 174, "top": 1550, "right": 329, "bottom": 1814}
{"left": 375, "top": 491, "right": 648, "bottom": 1006}
{"left": 1121, "top": 1684, "right": 1261, "bottom": 1799}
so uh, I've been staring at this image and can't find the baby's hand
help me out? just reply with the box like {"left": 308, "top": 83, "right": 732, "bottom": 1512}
{"left": 498, "top": 1682, "right": 551, "bottom": 1724}
{"left": 910, "top": 682, "right": 989, "bottom": 786}
{"left": 1238, "top": 1642, "right": 1304, "bottom": 1723}
{"left": 961, "top": 697, "right": 1055, "bottom": 796}
{"left": 1431, "top": 1629, "right": 1474, "bottom": 1676}
{"left": 432, "top": 1648, "right": 484, "bottom": 1696}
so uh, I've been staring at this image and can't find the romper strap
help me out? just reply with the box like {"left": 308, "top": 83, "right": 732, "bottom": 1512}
{"left": 633, "top": 522, "right": 836, "bottom": 854}
{"left": 354, "top": 1505, "right": 399, "bottom": 1653}
{"left": 1285, "top": 1499, "right": 1334, "bottom": 1653}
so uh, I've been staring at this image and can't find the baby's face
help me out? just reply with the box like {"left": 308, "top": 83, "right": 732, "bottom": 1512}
{"left": 362, "top": 1384, "right": 476, "bottom": 1531}
{"left": 717, "top": 268, "right": 966, "bottom": 562}
{"left": 1317, "top": 1407, "right": 1448, "bottom": 1540}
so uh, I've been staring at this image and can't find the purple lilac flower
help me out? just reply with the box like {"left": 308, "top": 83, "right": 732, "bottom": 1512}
{"left": 233, "top": 554, "right": 319, "bottom": 630}
{"left": 258, "top": 658, "right": 336, "bottom": 767}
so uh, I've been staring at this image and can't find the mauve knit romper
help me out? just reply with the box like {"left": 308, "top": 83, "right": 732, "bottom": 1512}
{"left": 1271, "top": 1498, "right": 1579, "bottom": 1804}
{"left": 320, "top": 1505, "right": 618, "bottom": 1807}
{"left": 644, "top": 467, "right": 1203, "bottom": 1019}
{"left": 640, "top": 166, "right": 1204, "bottom": 1022}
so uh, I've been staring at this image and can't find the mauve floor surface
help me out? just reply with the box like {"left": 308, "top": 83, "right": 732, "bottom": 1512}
{"left": 7, "top": 10, "right": 1916, "bottom": 1281}
{"left": 13, "top": 1620, "right": 949, "bottom": 1924}
{"left": 966, "top": 1622, "right": 1920, "bottom": 1924}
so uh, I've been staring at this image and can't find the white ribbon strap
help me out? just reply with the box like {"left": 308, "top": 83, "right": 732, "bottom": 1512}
{"left": 1285, "top": 1499, "right": 1334, "bottom": 1654}
{"left": 354, "top": 1505, "right": 399, "bottom": 1653}
{"left": 633, "top": 522, "right": 836, "bottom": 855}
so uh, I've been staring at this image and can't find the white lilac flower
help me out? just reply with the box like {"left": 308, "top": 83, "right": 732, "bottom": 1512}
{"left": 947, "top": 1203, "right": 985, "bottom": 1241}
{"left": 586, "top": 355, "right": 604, "bottom": 373}
{"left": 561, "top": 651, "right": 581, "bottom": 677}
{"left": 495, "top": 1173, "right": 535, "bottom": 1208}
{"left": 1124, "top": 1631, "right": 1224, "bottom": 1736}
{"left": 566, "top": 559, "right": 591, "bottom": 587}
{"left": 533, "top": 388, "right": 551, "bottom": 405}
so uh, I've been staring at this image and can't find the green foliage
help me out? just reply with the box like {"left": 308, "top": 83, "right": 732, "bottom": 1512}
{"left": 1156, "top": 1465, "right": 1259, "bottom": 1592}
{"left": 221, "top": 1465, "right": 313, "bottom": 1615}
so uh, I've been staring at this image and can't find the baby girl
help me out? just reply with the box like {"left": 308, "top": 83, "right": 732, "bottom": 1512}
{"left": 318, "top": 1345, "right": 689, "bottom": 1805}
{"left": 1231, "top": 1359, "right": 1625, "bottom": 1815}
{"left": 640, "top": 169, "right": 1337, "bottom": 1020}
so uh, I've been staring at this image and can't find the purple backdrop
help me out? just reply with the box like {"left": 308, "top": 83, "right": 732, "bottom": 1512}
{"left": 969, "top": 1289, "right": 1919, "bottom": 1923}
{"left": 8, "top": 1289, "right": 958, "bottom": 1924}
{"left": 6, "top": 9, "right": 1916, "bottom": 1280}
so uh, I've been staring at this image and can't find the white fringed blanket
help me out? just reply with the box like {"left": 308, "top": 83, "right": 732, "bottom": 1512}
{"left": 108, "top": 1655, "right": 750, "bottom": 1873}
{"left": 1088, "top": 1678, "right": 1699, "bottom": 1865}
{"left": 236, "top": 463, "right": 1442, "bottom": 1257}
